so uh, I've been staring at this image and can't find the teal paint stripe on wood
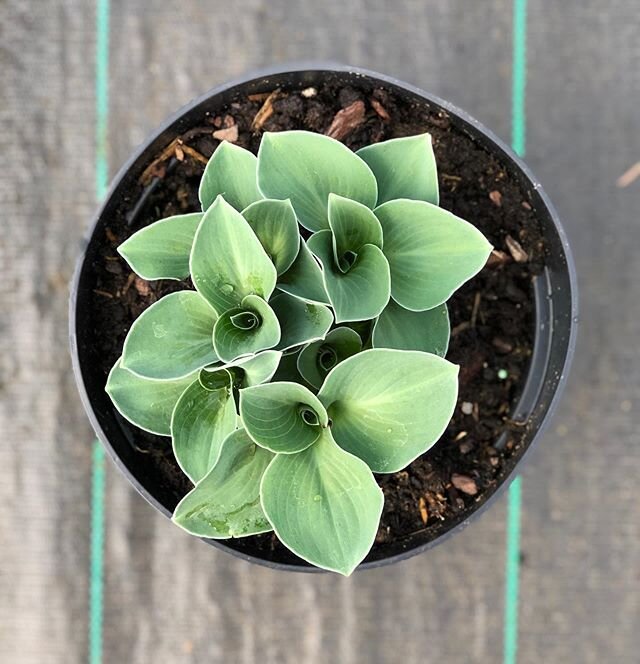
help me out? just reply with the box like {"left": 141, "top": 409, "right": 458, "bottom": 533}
{"left": 90, "top": 0, "right": 110, "bottom": 662}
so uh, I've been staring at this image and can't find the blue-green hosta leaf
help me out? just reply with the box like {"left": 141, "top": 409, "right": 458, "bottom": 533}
{"left": 269, "top": 292, "right": 333, "bottom": 352}
{"left": 328, "top": 193, "right": 383, "bottom": 271}
{"left": 373, "top": 300, "right": 450, "bottom": 356}
{"left": 240, "top": 381, "right": 328, "bottom": 454}
{"left": 213, "top": 294, "right": 281, "bottom": 363}
{"left": 106, "top": 358, "right": 196, "bottom": 435}
{"left": 276, "top": 238, "right": 330, "bottom": 305}
{"left": 242, "top": 199, "right": 299, "bottom": 275}
{"left": 375, "top": 199, "right": 492, "bottom": 311}
{"left": 222, "top": 350, "right": 283, "bottom": 387}
{"left": 117, "top": 213, "right": 202, "bottom": 280}
{"left": 260, "top": 429, "right": 383, "bottom": 576}
{"left": 173, "top": 428, "right": 274, "bottom": 538}
{"left": 257, "top": 131, "right": 378, "bottom": 232}
{"left": 318, "top": 349, "right": 459, "bottom": 473}
{"left": 171, "top": 373, "right": 237, "bottom": 483}
{"left": 121, "top": 291, "right": 218, "bottom": 379}
{"left": 357, "top": 133, "right": 439, "bottom": 206}
{"left": 190, "top": 196, "right": 277, "bottom": 313}
{"left": 297, "top": 327, "right": 363, "bottom": 389}
{"left": 199, "top": 141, "right": 262, "bottom": 212}
{"left": 308, "top": 229, "right": 390, "bottom": 323}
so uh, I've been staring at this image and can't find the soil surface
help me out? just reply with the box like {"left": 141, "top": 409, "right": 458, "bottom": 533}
{"left": 87, "top": 81, "right": 544, "bottom": 564}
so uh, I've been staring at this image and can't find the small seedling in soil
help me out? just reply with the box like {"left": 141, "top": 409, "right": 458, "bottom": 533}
{"left": 107, "top": 131, "right": 492, "bottom": 574}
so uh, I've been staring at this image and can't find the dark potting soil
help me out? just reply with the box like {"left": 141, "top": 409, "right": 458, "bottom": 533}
{"left": 87, "top": 82, "right": 545, "bottom": 564}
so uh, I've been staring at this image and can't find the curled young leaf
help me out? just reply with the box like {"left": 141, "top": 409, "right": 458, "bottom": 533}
{"left": 328, "top": 193, "right": 383, "bottom": 272}
{"left": 242, "top": 198, "right": 300, "bottom": 275}
{"left": 173, "top": 428, "right": 274, "bottom": 538}
{"left": 202, "top": 350, "right": 283, "bottom": 389}
{"left": 121, "top": 291, "right": 218, "bottom": 380}
{"left": 190, "top": 196, "right": 277, "bottom": 313}
{"left": 213, "top": 294, "right": 281, "bottom": 363}
{"left": 318, "top": 349, "right": 459, "bottom": 473}
{"left": 257, "top": 131, "right": 378, "bottom": 232}
{"left": 260, "top": 429, "right": 383, "bottom": 576}
{"left": 373, "top": 300, "right": 450, "bottom": 356}
{"left": 240, "top": 381, "right": 328, "bottom": 454}
{"left": 297, "top": 327, "right": 363, "bottom": 389}
{"left": 171, "top": 372, "right": 237, "bottom": 483}
{"left": 117, "top": 212, "right": 203, "bottom": 280}
{"left": 375, "top": 199, "right": 493, "bottom": 311}
{"left": 357, "top": 133, "right": 439, "bottom": 206}
{"left": 269, "top": 292, "right": 333, "bottom": 352}
{"left": 106, "top": 359, "right": 196, "bottom": 435}
{"left": 199, "top": 141, "right": 262, "bottom": 212}
{"left": 308, "top": 229, "right": 390, "bottom": 323}
{"left": 276, "top": 238, "right": 330, "bottom": 305}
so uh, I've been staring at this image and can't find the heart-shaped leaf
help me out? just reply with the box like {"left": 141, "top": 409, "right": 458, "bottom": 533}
{"left": 171, "top": 372, "right": 237, "bottom": 483}
{"left": 375, "top": 199, "right": 492, "bottom": 311}
{"left": 117, "top": 212, "right": 202, "bottom": 280}
{"left": 269, "top": 292, "right": 333, "bottom": 352}
{"left": 357, "top": 133, "right": 439, "bottom": 206}
{"left": 190, "top": 196, "right": 277, "bottom": 313}
{"left": 276, "top": 238, "right": 330, "bottom": 305}
{"left": 318, "top": 349, "right": 459, "bottom": 473}
{"left": 213, "top": 294, "right": 281, "bottom": 363}
{"left": 242, "top": 199, "right": 300, "bottom": 275}
{"left": 121, "top": 291, "right": 218, "bottom": 379}
{"left": 328, "top": 193, "right": 383, "bottom": 271}
{"left": 257, "top": 131, "right": 378, "bottom": 232}
{"left": 240, "top": 381, "right": 328, "bottom": 454}
{"left": 260, "top": 429, "right": 383, "bottom": 575}
{"left": 308, "top": 229, "right": 390, "bottom": 323}
{"left": 373, "top": 300, "right": 450, "bottom": 356}
{"left": 199, "top": 141, "right": 262, "bottom": 212}
{"left": 106, "top": 358, "right": 196, "bottom": 435}
{"left": 173, "top": 428, "right": 274, "bottom": 538}
{"left": 297, "top": 327, "right": 363, "bottom": 389}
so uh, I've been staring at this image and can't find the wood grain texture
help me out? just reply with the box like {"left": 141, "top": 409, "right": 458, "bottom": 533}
{"left": 1, "top": 0, "right": 639, "bottom": 662}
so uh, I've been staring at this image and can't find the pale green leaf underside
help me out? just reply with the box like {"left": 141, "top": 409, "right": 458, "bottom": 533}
{"left": 308, "top": 230, "right": 390, "bottom": 323}
{"left": 171, "top": 379, "right": 237, "bottom": 483}
{"left": 257, "top": 131, "right": 378, "bottom": 232}
{"left": 269, "top": 292, "right": 333, "bottom": 352}
{"left": 318, "top": 349, "right": 459, "bottom": 473}
{"left": 260, "top": 429, "right": 383, "bottom": 575}
{"left": 240, "top": 381, "right": 328, "bottom": 454}
{"left": 328, "top": 193, "right": 383, "bottom": 268}
{"left": 204, "top": 350, "right": 283, "bottom": 388}
{"left": 190, "top": 196, "right": 277, "bottom": 313}
{"left": 356, "top": 133, "right": 439, "bottom": 206}
{"left": 297, "top": 327, "right": 363, "bottom": 389}
{"left": 242, "top": 198, "right": 300, "bottom": 275}
{"left": 117, "top": 212, "right": 202, "bottom": 281}
{"left": 213, "top": 295, "right": 281, "bottom": 363}
{"left": 375, "top": 199, "right": 492, "bottom": 311}
{"left": 199, "top": 141, "right": 262, "bottom": 212}
{"left": 121, "top": 291, "right": 218, "bottom": 380}
{"left": 105, "top": 359, "right": 196, "bottom": 435}
{"left": 173, "top": 428, "right": 274, "bottom": 538}
{"left": 373, "top": 300, "right": 450, "bottom": 357}
{"left": 276, "top": 238, "right": 330, "bottom": 305}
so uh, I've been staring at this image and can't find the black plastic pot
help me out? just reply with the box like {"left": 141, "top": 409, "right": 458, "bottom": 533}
{"left": 70, "top": 64, "right": 578, "bottom": 573}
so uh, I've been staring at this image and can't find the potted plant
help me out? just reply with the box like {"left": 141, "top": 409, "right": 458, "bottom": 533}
{"left": 70, "top": 64, "right": 577, "bottom": 574}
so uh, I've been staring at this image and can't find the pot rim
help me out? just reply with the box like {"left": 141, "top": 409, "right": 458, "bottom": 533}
{"left": 70, "top": 62, "right": 578, "bottom": 573}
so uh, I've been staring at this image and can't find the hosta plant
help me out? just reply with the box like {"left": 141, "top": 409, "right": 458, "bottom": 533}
{"left": 107, "top": 130, "right": 492, "bottom": 575}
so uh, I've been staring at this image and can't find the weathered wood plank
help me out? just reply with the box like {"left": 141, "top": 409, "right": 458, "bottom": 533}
{"left": 518, "top": 1, "right": 640, "bottom": 662}
{"left": 0, "top": 2, "right": 97, "bottom": 662}
{"left": 103, "top": 2, "right": 513, "bottom": 663}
